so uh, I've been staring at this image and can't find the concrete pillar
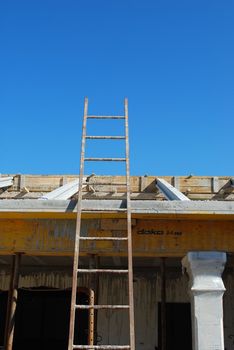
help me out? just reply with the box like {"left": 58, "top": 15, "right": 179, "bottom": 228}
{"left": 182, "top": 252, "right": 226, "bottom": 350}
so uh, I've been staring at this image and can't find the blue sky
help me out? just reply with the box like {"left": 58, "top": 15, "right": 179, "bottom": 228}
{"left": 0, "top": 1, "right": 233, "bottom": 176}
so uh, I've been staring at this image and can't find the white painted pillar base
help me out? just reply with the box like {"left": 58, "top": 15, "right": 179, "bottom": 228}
{"left": 182, "top": 252, "right": 226, "bottom": 350}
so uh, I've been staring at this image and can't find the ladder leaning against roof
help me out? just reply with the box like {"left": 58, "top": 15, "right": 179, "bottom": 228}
{"left": 68, "top": 97, "right": 135, "bottom": 350}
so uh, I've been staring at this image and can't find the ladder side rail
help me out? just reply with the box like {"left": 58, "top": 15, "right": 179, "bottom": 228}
{"left": 69, "top": 98, "right": 135, "bottom": 350}
{"left": 124, "top": 98, "right": 135, "bottom": 350}
{"left": 68, "top": 97, "right": 88, "bottom": 350}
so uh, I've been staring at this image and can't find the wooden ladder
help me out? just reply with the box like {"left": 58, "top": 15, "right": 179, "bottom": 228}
{"left": 68, "top": 97, "right": 135, "bottom": 350}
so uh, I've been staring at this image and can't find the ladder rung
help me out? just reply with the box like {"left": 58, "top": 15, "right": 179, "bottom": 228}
{"left": 78, "top": 269, "right": 128, "bottom": 274}
{"left": 87, "top": 116, "right": 125, "bottom": 120}
{"left": 73, "top": 346, "right": 130, "bottom": 349}
{"left": 75, "top": 305, "right": 129, "bottom": 309}
{"left": 80, "top": 237, "right": 128, "bottom": 241}
{"left": 70, "top": 100, "right": 134, "bottom": 350}
{"left": 86, "top": 136, "right": 125, "bottom": 140}
{"left": 83, "top": 208, "right": 127, "bottom": 212}
{"left": 84, "top": 158, "right": 126, "bottom": 162}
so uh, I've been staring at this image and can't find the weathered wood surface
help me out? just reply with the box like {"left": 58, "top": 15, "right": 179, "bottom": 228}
{"left": 0, "top": 174, "right": 234, "bottom": 200}
{"left": 0, "top": 218, "right": 234, "bottom": 256}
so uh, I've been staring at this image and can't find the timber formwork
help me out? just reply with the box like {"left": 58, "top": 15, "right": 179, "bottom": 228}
{"left": 0, "top": 174, "right": 234, "bottom": 350}
{"left": 0, "top": 175, "right": 234, "bottom": 257}
{"left": 0, "top": 174, "right": 234, "bottom": 201}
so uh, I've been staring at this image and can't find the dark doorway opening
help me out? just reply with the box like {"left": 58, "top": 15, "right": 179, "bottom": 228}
{"left": 158, "top": 302, "right": 192, "bottom": 350}
{"left": 0, "top": 291, "right": 8, "bottom": 347}
{"left": 0, "top": 288, "right": 89, "bottom": 350}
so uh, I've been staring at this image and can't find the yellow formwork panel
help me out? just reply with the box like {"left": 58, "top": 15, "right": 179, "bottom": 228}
{"left": 0, "top": 218, "right": 234, "bottom": 256}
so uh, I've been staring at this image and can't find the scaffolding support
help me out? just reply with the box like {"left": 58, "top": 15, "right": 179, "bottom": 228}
{"left": 4, "top": 253, "right": 21, "bottom": 350}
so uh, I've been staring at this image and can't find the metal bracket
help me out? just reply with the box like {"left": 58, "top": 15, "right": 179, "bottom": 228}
{"left": 0, "top": 176, "right": 13, "bottom": 189}
{"left": 156, "top": 178, "right": 190, "bottom": 201}
{"left": 39, "top": 177, "right": 87, "bottom": 200}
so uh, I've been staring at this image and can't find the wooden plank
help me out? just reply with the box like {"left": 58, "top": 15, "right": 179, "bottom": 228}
{"left": 0, "top": 175, "right": 226, "bottom": 190}
{"left": 2, "top": 191, "right": 234, "bottom": 201}
{"left": 101, "top": 219, "right": 136, "bottom": 230}
{"left": 2, "top": 174, "right": 233, "bottom": 196}
{"left": 4, "top": 254, "right": 21, "bottom": 350}
{"left": 0, "top": 219, "right": 233, "bottom": 256}
{"left": 172, "top": 176, "right": 180, "bottom": 189}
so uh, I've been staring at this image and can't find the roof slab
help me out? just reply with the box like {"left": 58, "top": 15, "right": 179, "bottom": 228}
{"left": 0, "top": 199, "right": 234, "bottom": 220}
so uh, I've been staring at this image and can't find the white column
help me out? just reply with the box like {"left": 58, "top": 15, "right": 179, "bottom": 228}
{"left": 182, "top": 252, "right": 226, "bottom": 350}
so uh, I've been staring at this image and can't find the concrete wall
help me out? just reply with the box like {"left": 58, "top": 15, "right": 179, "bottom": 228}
{"left": 0, "top": 268, "right": 233, "bottom": 349}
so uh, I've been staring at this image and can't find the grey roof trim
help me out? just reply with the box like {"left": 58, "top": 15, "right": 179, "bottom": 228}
{"left": 39, "top": 178, "right": 86, "bottom": 200}
{"left": 0, "top": 199, "right": 234, "bottom": 215}
{"left": 156, "top": 178, "right": 190, "bottom": 201}
{"left": 0, "top": 176, "right": 13, "bottom": 189}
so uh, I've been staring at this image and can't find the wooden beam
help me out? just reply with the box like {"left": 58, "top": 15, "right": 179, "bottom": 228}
{"left": 2, "top": 175, "right": 234, "bottom": 200}
{"left": 4, "top": 254, "right": 21, "bottom": 350}
{"left": 0, "top": 219, "right": 233, "bottom": 257}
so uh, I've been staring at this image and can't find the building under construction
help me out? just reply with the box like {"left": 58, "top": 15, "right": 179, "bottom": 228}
{"left": 0, "top": 100, "right": 234, "bottom": 350}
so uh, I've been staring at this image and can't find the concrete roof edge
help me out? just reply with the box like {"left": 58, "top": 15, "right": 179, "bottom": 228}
{"left": 0, "top": 199, "right": 233, "bottom": 214}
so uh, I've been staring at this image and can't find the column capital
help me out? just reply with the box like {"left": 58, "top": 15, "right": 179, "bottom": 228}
{"left": 182, "top": 251, "right": 226, "bottom": 293}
